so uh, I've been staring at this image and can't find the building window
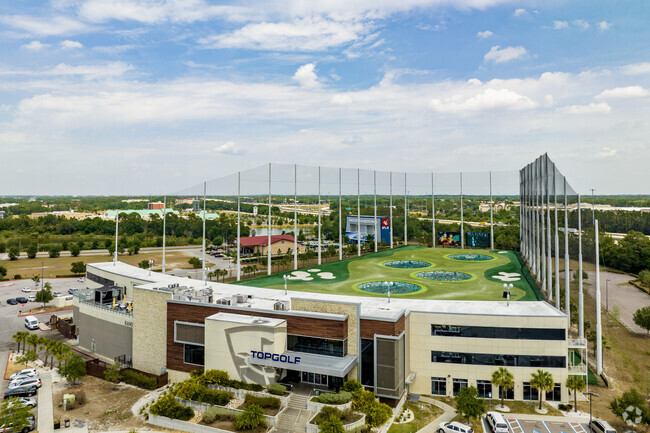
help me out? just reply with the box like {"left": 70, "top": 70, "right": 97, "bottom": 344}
{"left": 546, "top": 383, "right": 562, "bottom": 402}
{"left": 360, "top": 339, "right": 374, "bottom": 387}
{"left": 184, "top": 344, "right": 204, "bottom": 366}
{"left": 86, "top": 272, "right": 115, "bottom": 287}
{"left": 431, "top": 324, "right": 565, "bottom": 341}
{"left": 453, "top": 379, "right": 468, "bottom": 396}
{"left": 477, "top": 380, "right": 492, "bottom": 398}
{"left": 287, "top": 335, "right": 346, "bottom": 357}
{"left": 174, "top": 321, "right": 205, "bottom": 345}
{"left": 430, "top": 351, "right": 565, "bottom": 369}
{"left": 522, "top": 382, "right": 539, "bottom": 401}
{"left": 431, "top": 377, "right": 446, "bottom": 396}
{"left": 499, "top": 386, "right": 514, "bottom": 400}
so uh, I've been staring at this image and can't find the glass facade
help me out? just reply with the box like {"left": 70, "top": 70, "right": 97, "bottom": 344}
{"left": 287, "top": 335, "right": 346, "bottom": 357}
{"left": 431, "top": 324, "right": 565, "bottom": 341}
{"left": 431, "top": 351, "right": 565, "bottom": 368}
{"left": 477, "top": 380, "right": 492, "bottom": 398}
{"left": 86, "top": 272, "right": 115, "bottom": 287}
{"left": 453, "top": 378, "right": 468, "bottom": 396}
{"left": 184, "top": 344, "right": 204, "bottom": 366}
{"left": 499, "top": 387, "right": 514, "bottom": 400}
{"left": 522, "top": 382, "right": 539, "bottom": 401}
{"left": 546, "top": 383, "right": 562, "bottom": 402}
{"left": 431, "top": 377, "right": 446, "bottom": 395}
{"left": 360, "top": 339, "right": 374, "bottom": 387}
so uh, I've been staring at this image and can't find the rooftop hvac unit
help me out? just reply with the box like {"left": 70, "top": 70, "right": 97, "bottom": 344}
{"left": 273, "top": 301, "right": 287, "bottom": 311}
{"left": 217, "top": 298, "right": 231, "bottom": 305}
{"left": 234, "top": 294, "right": 246, "bottom": 304}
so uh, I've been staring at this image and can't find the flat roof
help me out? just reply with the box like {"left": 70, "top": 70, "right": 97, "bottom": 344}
{"left": 88, "top": 261, "right": 566, "bottom": 321}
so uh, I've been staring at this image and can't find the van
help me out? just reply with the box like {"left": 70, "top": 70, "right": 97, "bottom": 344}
{"left": 590, "top": 420, "right": 616, "bottom": 433}
{"left": 486, "top": 411, "right": 509, "bottom": 433}
{"left": 24, "top": 316, "right": 38, "bottom": 330}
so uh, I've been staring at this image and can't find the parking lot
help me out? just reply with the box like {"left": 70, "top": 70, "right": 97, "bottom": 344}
{"left": 504, "top": 417, "right": 590, "bottom": 433}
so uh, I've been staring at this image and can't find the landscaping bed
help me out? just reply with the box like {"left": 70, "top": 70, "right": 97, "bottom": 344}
{"left": 388, "top": 401, "right": 443, "bottom": 433}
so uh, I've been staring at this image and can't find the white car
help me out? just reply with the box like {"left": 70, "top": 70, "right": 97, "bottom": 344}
{"left": 52, "top": 291, "right": 62, "bottom": 297}
{"left": 439, "top": 421, "right": 473, "bottom": 433}
{"left": 26, "top": 296, "right": 36, "bottom": 302}
{"left": 77, "top": 278, "right": 84, "bottom": 282}
{"left": 10, "top": 369, "right": 37, "bottom": 381}
{"left": 8, "top": 377, "right": 41, "bottom": 390}
{"left": 21, "top": 288, "right": 31, "bottom": 293}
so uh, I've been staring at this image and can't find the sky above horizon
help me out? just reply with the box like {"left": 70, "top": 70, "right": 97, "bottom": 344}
{"left": 1, "top": 0, "right": 649, "bottom": 195}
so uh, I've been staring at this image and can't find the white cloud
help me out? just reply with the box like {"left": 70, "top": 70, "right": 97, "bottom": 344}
{"left": 60, "top": 40, "right": 83, "bottom": 49}
{"left": 0, "top": 62, "right": 134, "bottom": 79}
{"left": 595, "top": 86, "right": 648, "bottom": 99}
{"left": 476, "top": 30, "right": 493, "bottom": 38}
{"left": 0, "top": 15, "right": 91, "bottom": 36}
{"left": 553, "top": 20, "right": 568, "bottom": 30}
{"left": 621, "top": 62, "right": 650, "bottom": 75}
{"left": 559, "top": 102, "right": 611, "bottom": 114}
{"left": 598, "top": 21, "right": 610, "bottom": 31}
{"left": 573, "top": 19, "right": 590, "bottom": 30}
{"left": 93, "top": 44, "right": 138, "bottom": 54}
{"left": 293, "top": 63, "right": 319, "bottom": 88}
{"left": 428, "top": 88, "right": 537, "bottom": 114}
{"left": 484, "top": 45, "right": 528, "bottom": 64}
{"left": 198, "top": 17, "right": 366, "bottom": 52}
{"left": 214, "top": 141, "right": 242, "bottom": 155}
{"left": 595, "top": 147, "right": 618, "bottom": 159}
{"left": 513, "top": 8, "right": 526, "bottom": 16}
{"left": 21, "top": 41, "right": 50, "bottom": 52}
{"left": 330, "top": 94, "right": 352, "bottom": 105}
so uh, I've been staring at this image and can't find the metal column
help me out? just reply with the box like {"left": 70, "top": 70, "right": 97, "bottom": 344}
{"left": 595, "top": 219, "right": 603, "bottom": 374}
{"left": 578, "top": 194, "right": 584, "bottom": 339}
{"left": 404, "top": 173, "right": 408, "bottom": 246}
{"left": 554, "top": 169, "right": 560, "bottom": 309}
{"left": 237, "top": 172, "right": 241, "bottom": 281}
{"left": 339, "top": 167, "right": 343, "bottom": 261}
{"left": 431, "top": 172, "right": 435, "bottom": 248}
{"left": 294, "top": 165, "right": 298, "bottom": 270}
{"left": 460, "top": 172, "right": 464, "bottom": 249}
{"left": 490, "top": 171, "right": 494, "bottom": 250}
{"left": 374, "top": 171, "right": 378, "bottom": 253}
{"left": 162, "top": 195, "right": 167, "bottom": 273}
{"left": 357, "top": 168, "right": 361, "bottom": 257}
{"left": 564, "top": 178, "right": 570, "bottom": 320}
{"left": 267, "top": 163, "right": 272, "bottom": 276}
{"left": 389, "top": 171, "right": 393, "bottom": 249}
{"left": 202, "top": 181, "right": 206, "bottom": 283}
{"left": 318, "top": 166, "right": 322, "bottom": 265}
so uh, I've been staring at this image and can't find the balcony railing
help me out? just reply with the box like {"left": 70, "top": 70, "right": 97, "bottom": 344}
{"left": 79, "top": 299, "right": 133, "bottom": 316}
{"left": 568, "top": 338, "right": 587, "bottom": 349}
{"left": 568, "top": 363, "right": 587, "bottom": 375}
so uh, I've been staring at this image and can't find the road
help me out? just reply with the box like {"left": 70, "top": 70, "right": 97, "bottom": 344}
{"left": 1, "top": 245, "right": 200, "bottom": 261}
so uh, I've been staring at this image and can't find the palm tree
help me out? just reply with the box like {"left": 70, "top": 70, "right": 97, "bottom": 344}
{"left": 12, "top": 331, "right": 29, "bottom": 353}
{"left": 530, "top": 369, "right": 554, "bottom": 410}
{"left": 491, "top": 367, "right": 514, "bottom": 408}
{"left": 52, "top": 342, "right": 72, "bottom": 368}
{"left": 26, "top": 333, "right": 40, "bottom": 354}
{"left": 39, "top": 337, "right": 54, "bottom": 369}
{"left": 565, "top": 375, "right": 586, "bottom": 412}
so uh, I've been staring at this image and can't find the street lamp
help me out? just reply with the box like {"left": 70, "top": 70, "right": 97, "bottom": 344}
{"left": 503, "top": 283, "right": 512, "bottom": 306}
{"left": 605, "top": 279, "right": 610, "bottom": 312}
{"left": 585, "top": 392, "right": 599, "bottom": 431}
{"left": 283, "top": 275, "right": 288, "bottom": 295}
{"left": 590, "top": 189, "right": 596, "bottom": 225}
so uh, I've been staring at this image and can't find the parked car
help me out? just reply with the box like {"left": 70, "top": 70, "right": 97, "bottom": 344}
{"left": 16, "top": 297, "right": 28, "bottom": 304}
{"left": 590, "top": 420, "right": 616, "bottom": 433}
{"left": 3, "top": 386, "right": 37, "bottom": 399}
{"left": 26, "top": 296, "right": 36, "bottom": 302}
{"left": 0, "top": 417, "right": 36, "bottom": 433}
{"left": 68, "top": 288, "right": 78, "bottom": 295}
{"left": 77, "top": 278, "right": 84, "bottom": 282}
{"left": 24, "top": 316, "right": 39, "bottom": 330}
{"left": 52, "top": 291, "right": 62, "bottom": 297}
{"left": 8, "top": 377, "right": 41, "bottom": 390}
{"left": 19, "top": 397, "right": 37, "bottom": 408}
{"left": 21, "top": 288, "right": 31, "bottom": 293}
{"left": 439, "top": 421, "right": 473, "bottom": 433}
{"left": 486, "top": 412, "right": 509, "bottom": 433}
{"left": 10, "top": 369, "right": 37, "bottom": 381}
{"left": 6, "top": 299, "right": 18, "bottom": 305}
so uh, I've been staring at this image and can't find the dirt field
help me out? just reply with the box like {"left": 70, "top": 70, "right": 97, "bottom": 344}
{"left": 3, "top": 251, "right": 193, "bottom": 279}
{"left": 52, "top": 376, "right": 147, "bottom": 430}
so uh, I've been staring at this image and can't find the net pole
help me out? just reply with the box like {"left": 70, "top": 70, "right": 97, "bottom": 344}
{"left": 578, "top": 194, "right": 584, "bottom": 339}
{"left": 390, "top": 171, "right": 393, "bottom": 249}
{"left": 404, "top": 172, "right": 408, "bottom": 246}
{"left": 268, "top": 163, "right": 272, "bottom": 276}
{"left": 540, "top": 157, "right": 546, "bottom": 289}
{"left": 554, "top": 168, "right": 560, "bottom": 309}
{"left": 202, "top": 181, "right": 206, "bottom": 284}
{"left": 357, "top": 168, "right": 361, "bottom": 257}
{"left": 339, "top": 167, "right": 343, "bottom": 261}
{"left": 374, "top": 170, "right": 378, "bottom": 253}
{"left": 318, "top": 166, "right": 322, "bottom": 266}
{"left": 294, "top": 164, "right": 298, "bottom": 270}
{"left": 114, "top": 209, "right": 118, "bottom": 265}
{"left": 162, "top": 195, "right": 166, "bottom": 273}
{"left": 564, "top": 178, "right": 570, "bottom": 318}
{"left": 431, "top": 172, "right": 435, "bottom": 248}
{"left": 490, "top": 171, "right": 494, "bottom": 250}
{"left": 595, "top": 219, "right": 602, "bottom": 375}
{"left": 536, "top": 158, "right": 541, "bottom": 281}
{"left": 546, "top": 156, "right": 553, "bottom": 301}
{"left": 460, "top": 172, "right": 464, "bottom": 249}
{"left": 237, "top": 172, "right": 241, "bottom": 281}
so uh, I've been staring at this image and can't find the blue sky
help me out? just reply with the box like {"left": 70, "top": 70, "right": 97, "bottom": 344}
{"left": 0, "top": 0, "right": 649, "bottom": 194}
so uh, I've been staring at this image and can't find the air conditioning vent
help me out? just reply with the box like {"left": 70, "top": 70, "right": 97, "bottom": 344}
{"left": 273, "top": 301, "right": 287, "bottom": 311}
{"left": 217, "top": 298, "right": 231, "bottom": 305}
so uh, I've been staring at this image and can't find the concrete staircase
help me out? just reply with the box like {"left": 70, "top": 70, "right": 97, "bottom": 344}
{"left": 272, "top": 394, "right": 313, "bottom": 433}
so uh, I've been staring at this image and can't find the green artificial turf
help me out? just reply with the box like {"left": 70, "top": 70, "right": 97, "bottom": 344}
{"left": 233, "top": 246, "right": 539, "bottom": 302}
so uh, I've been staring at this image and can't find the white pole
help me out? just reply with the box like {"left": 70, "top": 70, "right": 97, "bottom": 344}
{"left": 389, "top": 171, "right": 393, "bottom": 249}
{"left": 202, "top": 181, "right": 206, "bottom": 284}
{"left": 318, "top": 166, "right": 322, "bottom": 265}
{"left": 294, "top": 164, "right": 298, "bottom": 270}
{"left": 404, "top": 173, "right": 409, "bottom": 245}
{"left": 554, "top": 169, "right": 560, "bottom": 309}
{"left": 339, "top": 167, "right": 343, "bottom": 261}
{"left": 237, "top": 172, "right": 241, "bottom": 281}
{"left": 374, "top": 170, "right": 378, "bottom": 253}
{"left": 114, "top": 211, "right": 119, "bottom": 265}
{"left": 268, "top": 163, "right": 272, "bottom": 276}
{"left": 535, "top": 160, "right": 540, "bottom": 278}
{"left": 546, "top": 157, "right": 553, "bottom": 302}
{"left": 490, "top": 171, "right": 494, "bottom": 250}
{"left": 162, "top": 195, "right": 167, "bottom": 273}
{"left": 357, "top": 168, "right": 361, "bottom": 257}
{"left": 540, "top": 158, "right": 547, "bottom": 293}
{"left": 595, "top": 219, "right": 603, "bottom": 375}
{"left": 578, "top": 194, "right": 584, "bottom": 339}
{"left": 431, "top": 172, "right": 435, "bottom": 248}
{"left": 460, "top": 172, "right": 464, "bottom": 249}
{"left": 564, "top": 178, "right": 570, "bottom": 319}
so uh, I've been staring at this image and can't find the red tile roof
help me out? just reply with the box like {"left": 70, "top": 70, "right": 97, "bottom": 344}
{"left": 238, "top": 235, "right": 295, "bottom": 247}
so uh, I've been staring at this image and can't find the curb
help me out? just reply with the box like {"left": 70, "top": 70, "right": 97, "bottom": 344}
{"left": 3, "top": 352, "right": 11, "bottom": 380}
{"left": 18, "top": 308, "right": 72, "bottom": 317}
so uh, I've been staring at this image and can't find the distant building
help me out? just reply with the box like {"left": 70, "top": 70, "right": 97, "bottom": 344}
{"left": 0, "top": 211, "right": 4, "bottom": 219}
{"left": 103, "top": 209, "right": 178, "bottom": 221}
{"left": 192, "top": 200, "right": 200, "bottom": 212}
{"left": 148, "top": 202, "right": 165, "bottom": 210}
{"left": 175, "top": 198, "right": 194, "bottom": 205}
{"left": 237, "top": 235, "right": 302, "bottom": 255}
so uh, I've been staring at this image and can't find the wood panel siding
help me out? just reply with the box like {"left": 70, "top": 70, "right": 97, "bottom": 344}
{"left": 360, "top": 314, "right": 405, "bottom": 339}
{"left": 166, "top": 301, "right": 348, "bottom": 372}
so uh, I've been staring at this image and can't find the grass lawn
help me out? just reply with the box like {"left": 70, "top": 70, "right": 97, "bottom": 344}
{"left": 3, "top": 251, "right": 192, "bottom": 279}
{"left": 234, "top": 246, "right": 540, "bottom": 301}
{"left": 388, "top": 401, "right": 443, "bottom": 433}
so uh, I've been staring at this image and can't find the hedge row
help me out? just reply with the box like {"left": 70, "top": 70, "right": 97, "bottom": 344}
{"left": 150, "top": 394, "right": 194, "bottom": 421}
{"left": 244, "top": 393, "right": 281, "bottom": 410}
{"left": 197, "top": 369, "right": 264, "bottom": 392}
{"left": 122, "top": 370, "right": 158, "bottom": 390}
{"left": 316, "top": 391, "right": 352, "bottom": 405}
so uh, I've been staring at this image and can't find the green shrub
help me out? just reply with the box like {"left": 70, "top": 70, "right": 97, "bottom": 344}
{"left": 202, "top": 407, "right": 237, "bottom": 424}
{"left": 199, "top": 370, "right": 265, "bottom": 391}
{"left": 175, "top": 379, "right": 233, "bottom": 406}
{"left": 317, "top": 392, "right": 352, "bottom": 405}
{"left": 319, "top": 414, "right": 345, "bottom": 433}
{"left": 312, "top": 407, "right": 344, "bottom": 425}
{"left": 13, "top": 274, "right": 21, "bottom": 280}
{"left": 121, "top": 369, "right": 158, "bottom": 390}
{"left": 266, "top": 383, "right": 286, "bottom": 396}
{"left": 341, "top": 380, "right": 363, "bottom": 393}
{"left": 149, "top": 394, "right": 194, "bottom": 421}
{"left": 351, "top": 390, "right": 392, "bottom": 427}
{"left": 558, "top": 403, "right": 573, "bottom": 411}
{"left": 244, "top": 394, "right": 281, "bottom": 410}
{"left": 235, "top": 404, "right": 266, "bottom": 430}
{"left": 639, "top": 270, "right": 650, "bottom": 288}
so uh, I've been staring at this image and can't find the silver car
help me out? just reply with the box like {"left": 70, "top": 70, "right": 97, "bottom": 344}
{"left": 10, "top": 369, "right": 37, "bottom": 381}
{"left": 439, "top": 422, "right": 473, "bottom": 433}
{"left": 8, "top": 377, "right": 41, "bottom": 390}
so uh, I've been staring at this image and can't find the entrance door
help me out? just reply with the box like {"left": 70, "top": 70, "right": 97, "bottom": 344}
{"left": 301, "top": 371, "right": 328, "bottom": 386}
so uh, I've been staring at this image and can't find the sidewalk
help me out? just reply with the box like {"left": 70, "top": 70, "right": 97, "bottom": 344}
{"left": 38, "top": 372, "right": 54, "bottom": 433}
{"left": 505, "top": 412, "right": 591, "bottom": 422}
{"left": 417, "top": 396, "right": 457, "bottom": 433}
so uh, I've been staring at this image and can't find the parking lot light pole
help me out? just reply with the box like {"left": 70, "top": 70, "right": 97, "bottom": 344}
{"left": 585, "top": 392, "right": 599, "bottom": 432}
{"left": 606, "top": 279, "right": 609, "bottom": 312}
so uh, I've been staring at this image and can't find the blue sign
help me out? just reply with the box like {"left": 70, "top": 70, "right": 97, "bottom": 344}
{"left": 250, "top": 351, "right": 301, "bottom": 364}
